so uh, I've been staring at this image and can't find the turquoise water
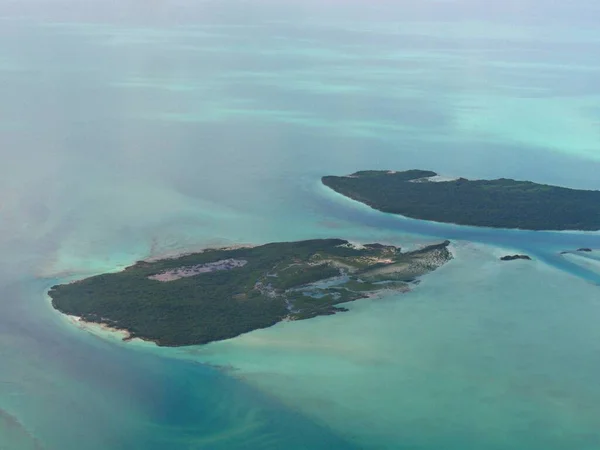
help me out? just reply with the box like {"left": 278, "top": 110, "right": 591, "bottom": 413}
{"left": 1, "top": 1, "right": 600, "bottom": 448}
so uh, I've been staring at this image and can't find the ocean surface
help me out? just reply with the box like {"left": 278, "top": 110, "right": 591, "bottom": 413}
{"left": 1, "top": 1, "right": 600, "bottom": 448}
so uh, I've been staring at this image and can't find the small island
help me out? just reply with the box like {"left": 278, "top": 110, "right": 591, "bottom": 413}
{"left": 322, "top": 170, "right": 600, "bottom": 231}
{"left": 500, "top": 255, "right": 532, "bottom": 261}
{"left": 560, "top": 248, "right": 594, "bottom": 255}
{"left": 49, "top": 239, "right": 452, "bottom": 347}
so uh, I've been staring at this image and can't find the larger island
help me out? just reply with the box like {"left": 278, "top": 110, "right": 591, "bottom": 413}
{"left": 322, "top": 170, "right": 600, "bottom": 231}
{"left": 49, "top": 239, "right": 452, "bottom": 347}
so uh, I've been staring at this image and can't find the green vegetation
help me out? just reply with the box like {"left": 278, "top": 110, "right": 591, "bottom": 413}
{"left": 270, "top": 263, "right": 340, "bottom": 290}
{"left": 49, "top": 239, "right": 452, "bottom": 347}
{"left": 322, "top": 170, "right": 600, "bottom": 231}
{"left": 500, "top": 255, "right": 532, "bottom": 261}
{"left": 339, "top": 279, "right": 380, "bottom": 292}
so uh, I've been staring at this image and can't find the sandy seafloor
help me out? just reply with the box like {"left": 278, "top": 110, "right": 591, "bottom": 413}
{"left": 2, "top": 1, "right": 600, "bottom": 448}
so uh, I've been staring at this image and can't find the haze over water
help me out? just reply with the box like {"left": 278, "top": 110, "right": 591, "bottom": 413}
{"left": 1, "top": 1, "right": 600, "bottom": 448}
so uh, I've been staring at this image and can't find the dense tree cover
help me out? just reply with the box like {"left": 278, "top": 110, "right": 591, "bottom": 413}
{"left": 322, "top": 171, "right": 600, "bottom": 231}
{"left": 500, "top": 255, "right": 532, "bottom": 261}
{"left": 270, "top": 263, "right": 341, "bottom": 290}
{"left": 49, "top": 239, "right": 451, "bottom": 347}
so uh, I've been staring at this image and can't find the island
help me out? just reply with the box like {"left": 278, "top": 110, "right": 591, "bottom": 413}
{"left": 500, "top": 255, "right": 532, "bottom": 261}
{"left": 560, "top": 248, "right": 594, "bottom": 255}
{"left": 322, "top": 170, "right": 600, "bottom": 231}
{"left": 49, "top": 239, "right": 452, "bottom": 347}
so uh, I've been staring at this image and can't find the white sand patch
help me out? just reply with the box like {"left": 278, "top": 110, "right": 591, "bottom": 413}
{"left": 148, "top": 259, "right": 248, "bottom": 282}
{"left": 410, "top": 175, "right": 459, "bottom": 183}
{"left": 337, "top": 241, "right": 365, "bottom": 250}
{"left": 66, "top": 315, "right": 132, "bottom": 341}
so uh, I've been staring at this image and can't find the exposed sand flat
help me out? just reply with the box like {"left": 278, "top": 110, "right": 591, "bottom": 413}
{"left": 148, "top": 259, "right": 248, "bottom": 282}
{"left": 410, "top": 175, "right": 459, "bottom": 183}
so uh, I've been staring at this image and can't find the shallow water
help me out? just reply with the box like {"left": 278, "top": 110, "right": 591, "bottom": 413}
{"left": 1, "top": 1, "right": 600, "bottom": 448}
{"left": 192, "top": 243, "right": 600, "bottom": 449}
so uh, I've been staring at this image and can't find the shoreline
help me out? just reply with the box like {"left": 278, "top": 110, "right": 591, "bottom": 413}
{"left": 143, "top": 243, "right": 255, "bottom": 263}
{"left": 46, "top": 291, "right": 159, "bottom": 347}
{"left": 65, "top": 313, "right": 159, "bottom": 347}
{"left": 319, "top": 178, "right": 600, "bottom": 234}
{"left": 47, "top": 238, "right": 453, "bottom": 348}
{"left": 66, "top": 314, "right": 132, "bottom": 341}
